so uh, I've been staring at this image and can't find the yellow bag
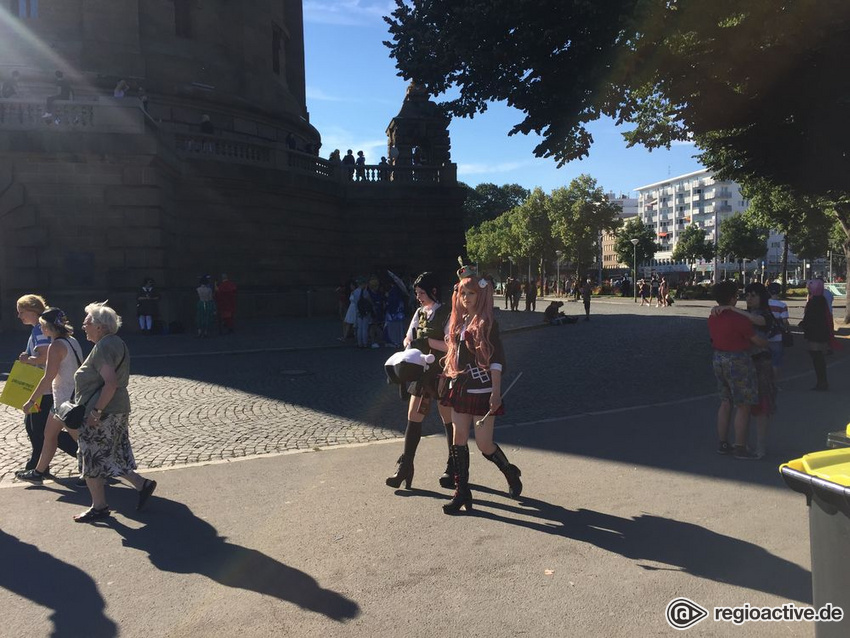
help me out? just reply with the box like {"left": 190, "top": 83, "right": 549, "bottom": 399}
{"left": 0, "top": 361, "right": 44, "bottom": 413}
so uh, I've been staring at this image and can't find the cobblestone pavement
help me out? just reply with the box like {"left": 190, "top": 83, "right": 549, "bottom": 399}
{"left": 0, "top": 296, "right": 843, "bottom": 484}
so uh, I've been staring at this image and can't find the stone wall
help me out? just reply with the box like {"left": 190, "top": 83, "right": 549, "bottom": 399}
{"left": 0, "top": 104, "right": 465, "bottom": 330}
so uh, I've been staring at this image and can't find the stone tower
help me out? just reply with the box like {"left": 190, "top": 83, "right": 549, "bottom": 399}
{"left": 0, "top": 1, "right": 465, "bottom": 329}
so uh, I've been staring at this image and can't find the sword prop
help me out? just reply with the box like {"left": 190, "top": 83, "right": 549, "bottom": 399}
{"left": 475, "top": 371, "right": 523, "bottom": 428}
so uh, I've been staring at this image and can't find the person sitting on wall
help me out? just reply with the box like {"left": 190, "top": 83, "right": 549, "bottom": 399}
{"left": 1, "top": 70, "right": 20, "bottom": 99}
{"left": 43, "top": 70, "right": 71, "bottom": 119}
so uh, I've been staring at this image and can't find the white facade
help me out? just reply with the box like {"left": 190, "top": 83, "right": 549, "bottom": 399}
{"left": 605, "top": 191, "right": 638, "bottom": 219}
{"left": 634, "top": 169, "right": 826, "bottom": 279}
{"left": 635, "top": 169, "right": 748, "bottom": 261}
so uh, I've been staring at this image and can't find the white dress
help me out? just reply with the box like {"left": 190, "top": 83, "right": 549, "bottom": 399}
{"left": 344, "top": 292, "right": 358, "bottom": 324}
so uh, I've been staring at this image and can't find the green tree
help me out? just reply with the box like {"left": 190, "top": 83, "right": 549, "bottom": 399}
{"left": 462, "top": 182, "right": 530, "bottom": 230}
{"left": 507, "top": 187, "right": 558, "bottom": 282}
{"left": 548, "top": 174, "right": 622, "bottom": 278}
{"left": 744, "top": 182, "right": 835, "bottom": 291}
{"left": 717, "top": 215, "right": 768, "bottom": 273}
{"left": 466, "top": 213, "right": 515, "bottom": 271}
{"left": 671, "top": 225, "right": 715, "bottom": 264}
{"left": 614, "top": 217, "right": 658, "bottom": 278}
{"left": 385, "top": 0, "right": 850, "bottom": 318}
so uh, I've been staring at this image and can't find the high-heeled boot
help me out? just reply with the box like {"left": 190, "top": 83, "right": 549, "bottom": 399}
{"left": 484, "top": 444, "right": 523, "bottom": 498}
{"left": 443, "top": 444, "right": 472, "bottom": 514}
{"left": 439, "top": 422, "right": 455, "bottom": 489}
{"left": 385, "top": 420, "right": 422, "bottom": 489}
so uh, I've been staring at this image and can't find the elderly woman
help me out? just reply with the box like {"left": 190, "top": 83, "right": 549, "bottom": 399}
{"left": 73, "top": 301, "right": 156, "bottom": 523}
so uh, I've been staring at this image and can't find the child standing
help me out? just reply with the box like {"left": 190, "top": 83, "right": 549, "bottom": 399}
{"left": 440, "top": 264, "right": 522, "bottom": 514}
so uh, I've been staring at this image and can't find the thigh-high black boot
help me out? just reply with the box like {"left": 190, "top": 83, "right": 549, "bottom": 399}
{"left": 443, "top": 444, "right": 472, "bottom": 514}
{"left": 484, "top": 444, "right": 523, "bottom": 498}
{"left": 386, "top": 420, "right": 422, "bottom": 489}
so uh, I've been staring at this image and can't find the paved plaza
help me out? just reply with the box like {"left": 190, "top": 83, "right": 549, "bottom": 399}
{"left": 1, "top": 297, "right": 848, "bottom": 636}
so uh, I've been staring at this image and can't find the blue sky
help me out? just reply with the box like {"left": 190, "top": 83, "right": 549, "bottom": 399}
{"left": 303, "top": 0, "right": 704, "bottom": 196}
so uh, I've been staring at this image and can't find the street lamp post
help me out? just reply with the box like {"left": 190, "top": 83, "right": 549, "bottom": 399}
{"left": 555, "top": 250, "right": 563, "bottom": 296}
{"left": 630, "top": 238, "right": 640, "bottom": 303}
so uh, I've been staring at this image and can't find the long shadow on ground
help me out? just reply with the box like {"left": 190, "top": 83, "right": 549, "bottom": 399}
{"left": 0, "top": 528, "right": 118, "bottom": 637}
{"left": 100, "top": 493, "right": 360, "bottom": 622}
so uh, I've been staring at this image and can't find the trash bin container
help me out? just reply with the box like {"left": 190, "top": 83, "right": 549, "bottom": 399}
{"left": 827, "top": 424, "right": 850, "bottom": 449}
{"left": 781, "top": 449, "right": 850, "bottom": 637}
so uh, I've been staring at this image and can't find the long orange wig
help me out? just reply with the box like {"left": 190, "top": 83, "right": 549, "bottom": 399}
{"left": 443, "top": 276, "right": 495, "bottom": 378}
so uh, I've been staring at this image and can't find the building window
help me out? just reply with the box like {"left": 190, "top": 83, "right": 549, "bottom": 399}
{"left": 272, "top": 23, "right": 282, "bottom": 75}
{"left": 11, "top": 0, "right": 38, "bottom": 17}
{"left": 174, "top": 0, "right": 191, "bottom": 38}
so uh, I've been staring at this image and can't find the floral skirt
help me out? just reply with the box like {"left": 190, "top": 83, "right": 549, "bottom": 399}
{"left": 78, "top": 413, "right": 137, "bottom": 478}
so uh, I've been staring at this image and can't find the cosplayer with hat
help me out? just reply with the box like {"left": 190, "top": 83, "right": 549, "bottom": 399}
{"left": 383, "top": 271, "right": 456, "bottom": 490}
{"left": 439, "top": 259, "right": 522, "bottom": 515}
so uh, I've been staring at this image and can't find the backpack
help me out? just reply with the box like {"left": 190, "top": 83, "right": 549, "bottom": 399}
{"left": 357, "top": 290, "right": 373, "bottom": 318}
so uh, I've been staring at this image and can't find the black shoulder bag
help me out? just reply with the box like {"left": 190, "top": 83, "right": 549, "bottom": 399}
{"left": 56, "top": 343, "right": 127, "bottom": 430}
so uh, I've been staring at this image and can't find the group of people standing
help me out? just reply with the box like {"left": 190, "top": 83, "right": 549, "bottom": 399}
{"left": 340, "top": 273, "right": 410, "bottom": 349}
{"left": 637, "top": 276, "right": 671, "bottom": 307}
{"left": 708, "top": 278, "right": 833, "bottom": 460}
{"left": 13, "top": 295, "right": 157, "bottom": 522}
{"left": 383, "top": 267, "right": 522, "bottom": 514}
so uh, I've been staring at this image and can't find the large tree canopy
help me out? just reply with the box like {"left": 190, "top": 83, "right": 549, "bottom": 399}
{"left": 385, "top": 0, "right": 850, "bottom": 197}
{"left": 462, "top": 182, "right": 530, "bottom": 230}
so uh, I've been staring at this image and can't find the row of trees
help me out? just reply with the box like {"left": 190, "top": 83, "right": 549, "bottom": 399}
{"left": 465, "top": 175, "right": 622, "bottom": 280}
{"left": 464, "top": 177, "right": 844, "bottom": 285}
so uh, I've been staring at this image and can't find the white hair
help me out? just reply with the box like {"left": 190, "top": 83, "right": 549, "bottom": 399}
{"left": 84, "top": 300, "right": 122, "bottom": 334}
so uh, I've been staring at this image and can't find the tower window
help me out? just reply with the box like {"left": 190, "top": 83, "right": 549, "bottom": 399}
{"left": 11, "top": 0, "right": 38, "bottom": 18}
{"left": 272, "top": 23, "right": 282, "bottom": 75}
{"left": 174, "top": 0, "right": 191, "bottom": 38}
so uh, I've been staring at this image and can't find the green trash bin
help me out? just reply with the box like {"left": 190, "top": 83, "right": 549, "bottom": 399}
{"left": 781, "top": 449, "right": 850, "bottom": 637}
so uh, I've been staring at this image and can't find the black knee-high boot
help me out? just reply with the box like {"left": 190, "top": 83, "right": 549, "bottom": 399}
{"left": 484, "top": 444, "right": 523, "bottom": 498}
{"left": 439, "top": 422, "right": 455, "bottom": 489}
{"left": 810, "top": 351, "right": 829, "bottom": 390}
{"left": 443, "top": 444, "right": 472, "bottom": 514}
{"left": 386, "top": 420, "right": 422, "bottom": 489}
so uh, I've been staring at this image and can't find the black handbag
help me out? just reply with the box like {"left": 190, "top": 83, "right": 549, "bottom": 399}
{"left": 57, "top": 344, "right": 126, "bottom": 430}
{"left": 55, "top": 400, "right": 87, "bottom": 430}
{"left": 782, "top": 329, "right": 794, "bottom": 348}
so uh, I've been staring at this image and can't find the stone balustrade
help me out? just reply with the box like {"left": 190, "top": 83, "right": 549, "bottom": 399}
{"left": 174, "top": 133, "right": 274, "bottom": 165}
{"left": 0, "top": 98, "right": 144, "bottom": 133}
{"left": 288, "top": 152, "right": 456, "bottom": 186}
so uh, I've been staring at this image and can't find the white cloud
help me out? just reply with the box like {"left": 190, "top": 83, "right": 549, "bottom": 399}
{"left": 318, "top": 126, "right": 388, "bottom": 161}
{"left": 306, "top": 86, "right": 346, "bottom": 102}
{"left": 303, "top": 0, "right": 395, "bottom": 27}
{"left": 458, "top": 161, "right": 529, "bottom": 176}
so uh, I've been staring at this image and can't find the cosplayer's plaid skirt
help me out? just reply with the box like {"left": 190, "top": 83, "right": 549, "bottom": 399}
{"left": 440, "top": 385, "right": 506, "bottom": 416}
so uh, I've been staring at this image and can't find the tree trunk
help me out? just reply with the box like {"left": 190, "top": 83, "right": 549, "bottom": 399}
{"left": 833, "top": 204, "right": 850, "bottom": 323}
{"left": 781, "top": 234, "right": 789, "bottom": 298}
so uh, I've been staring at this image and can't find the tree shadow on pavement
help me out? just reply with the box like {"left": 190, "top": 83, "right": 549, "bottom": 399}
{"left": 468, "top": 486, "right": 812, "bottom": 605}
{"left": 103, "top": 495, "right": 360, "bottom": 623}
{"left": 0, "top": 529, "right": 118, "bottom": 638}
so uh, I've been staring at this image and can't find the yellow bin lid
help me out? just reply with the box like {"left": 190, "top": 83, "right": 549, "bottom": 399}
{"left": 781, "top": 448, "right": 850, "bottom": 487}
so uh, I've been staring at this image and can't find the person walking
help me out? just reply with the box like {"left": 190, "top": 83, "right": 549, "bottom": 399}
{"left": 385, "top": 272, "right": 456, "bottom": 490}
{"left": 72, "top": 301, "right": 157, "bottom": 523}
{"left": 440, "top": 265, "right": 522, "bottom": 514}
{"left": 15, "top": 308, "right": 84, "bottom": 483}
{"left": 15, "top": 294, "right": 78, "bottom": 474}
{"left": 766, "top": 282, "right": 789, "bottom": 378}
{"left": 581, "top": 278, "right": 593, "bottom": 321}
{"left": 799, "top": 279, "right": 831, "bottom": 391}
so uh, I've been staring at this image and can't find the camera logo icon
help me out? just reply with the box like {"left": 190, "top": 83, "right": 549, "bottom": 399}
{"left": 666, "top": 597, "right": 708, "bottom": 630}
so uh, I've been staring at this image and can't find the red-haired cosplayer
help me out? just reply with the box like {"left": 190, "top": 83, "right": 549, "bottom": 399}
{"left": 440, "top": 264, "right": 522, "bottom": 514}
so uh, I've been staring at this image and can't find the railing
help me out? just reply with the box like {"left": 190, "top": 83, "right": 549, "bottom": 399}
{"left": 288, "top": 153, "right": 456, "bottom": 186}
{"left": 0, "top": 98, "right": 143, "bottom": 133}
{"left": 0, "top": 100, "right": 95, "bottom": 128}
{"left": 174, "top": 134, "right": 273, "bottom": 165}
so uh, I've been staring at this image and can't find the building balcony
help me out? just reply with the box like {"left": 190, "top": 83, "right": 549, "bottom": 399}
{"left": 0, "top": 97, "right": 145, "bottom": 134}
